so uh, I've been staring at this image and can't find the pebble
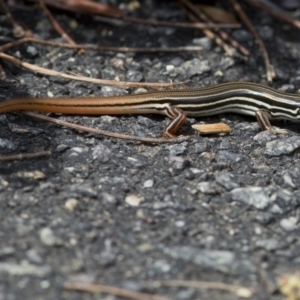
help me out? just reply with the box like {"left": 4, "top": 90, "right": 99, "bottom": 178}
{"left": 69, "top": 185, "right": 97, "bottom": 198}
{"left": 26, "top": 45, "right": 38, "bottom": 57}
{"left": 193, "top": 141, "right": 208, "bottom": 153}
{"left": 197, "top": 181, "right": 219, "bottom": 195}
{"left": 229, "top": 186, "right": 274, "bottom": 209}
{"left": 168, "top": 156, "right": 189, "bottom": 170}
{"left": 219, "top": 56, "right": 235, "bottom": 70}
{"left": 56, "top": 144, "right": 69, "bottom": 152}
{"left": 217, "top": 150, "right": 242, "bottom": 163}
{"left": 143, "top": 179, "right": 154, "bottom": 188}
{"left": 182, "top": 58, "right": 210, "bottom": 78}
{"left": 0, "top": 138, "right": 15, "bottom": 150}
{"left": 192, "top": 37, "right": 212, "bottom": 50}
{"left": 163, "top": 246, "right": 254, "bottom": 275}
{"left": 125, "top": 194, "right": 141, "bottom": 206}
{"left": 0, "top": 261, "right": 51, "bottom": 277}
{"left": 26, "top": 249, "right": 43, "bottom": 265}
{"left": 166, "top": 143, "right": 188, "bottom": 156}
{"left": 253, "top": 130, "right": 276, "bottom": 146}
{"left": 215, "top": 173, "right": 240, "bottom": 190}
{"left": 255, "top": 239, "right": 281, "bottom": 251}
{"left": 265, "top": 136, "right": 300, "bottom": 156}
{"left": 101, "top": 192, "right": 118, "bottom": 205}
{"left": 280, "top": 217, "right": 298, "bottom": 231}
{"left": 39, "top": 228, "right": 57, "bottom": 246}
{"left": 64, "top": 198, "right": 79, "bottom": 212}
{"left": 92, "top": 143, "right": 111, "bottom": 162}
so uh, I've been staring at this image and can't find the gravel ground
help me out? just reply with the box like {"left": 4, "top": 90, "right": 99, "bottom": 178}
{"left": 1, "top": 1, "right": 300, "bottom": 300}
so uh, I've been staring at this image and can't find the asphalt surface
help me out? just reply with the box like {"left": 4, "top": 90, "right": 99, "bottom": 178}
{"left": 1, "top": 1, "right": 300, "bottom": 300}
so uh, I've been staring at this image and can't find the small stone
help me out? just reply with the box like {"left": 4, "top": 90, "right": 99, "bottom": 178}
{"left": 167, "top": 143, "right": 188, "bottom": 156}
{"left": 192, "top": 37, "right": 212, "bottom": 50}
{"left": 64, "top": 198, "right": 78, "bottom": 212}
{"left": 182, "top": 58, "right": 210, "bottom": 78}
{"left": 229, "top": 187, "right": 274, "bottom": 209}
{"left": 126, "top": 70, "right": 143, "bottom": 82}
{"left": 255, "top": 239, "right": 281, "bottom": 251}
{"left": 40, "top": 280, "right": 50, "bottom": 289}
{"left": 166, "top": 65, "right": 175, "bottom": 73}
{"left": 69, "top": 185, "right": 97, "bottom": 198}
{"left": 163, "top": 246, "right": 254, "bottom": 275}
{"left": 0, "top": 139, "right": 15, "bottom": 150}
{"left": 16, "top": 171, "right": 46, "bottom": 180}
{"left": 0, "top": 261, "right": 51, "bottom": 277}
{"left": 143, "top": 179, "right": 154, "bottom": 188}
{"left": 215, "top": 173, "right": 239, "bottom": 190}
{"left": 26, "top": 249, "right": 43, "bottom": 265}
{"left": 169, "top": 156, "right": 189, "bottom": 170}
{"left": 101, "top": 192, "right": 117, "bottom": 205}
{"left": 26, "top": 45, "right": 38, "bottom": 57}
{"left": 175, "top": 220, "right": 185, "bottom": 227}
{"left": 217, "top": 150, "right": 242, "bottom": 163}
{"left": 253, "top": 130, "right": 276, "bottom": 145}
{"left": 56, "top": 144, "right": 69, "bottom": 152}
{"left": 125, "top": 194, "right": 141, "bottom": 206}
{"left": 280, "top": 217, "right": 298, "bottom": 231}
{"left": 39, "top": 228, "right": 57, "bottom": 246}
{"left": 92, "top": 143, "right": 111, "bottom": 162}
{"left": 193, "top": 141, "right": 208, "bottom": 153}
{"left": 197, "top": 182, "right": 219, "bottom": 194}
{"left": 219, "top": 57, "right": 235, "bottom": 70}
{"left": 265, "top": 136, "right": 300, "bottom": 156}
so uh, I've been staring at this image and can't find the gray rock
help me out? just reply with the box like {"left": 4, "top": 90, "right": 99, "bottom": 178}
{"left": 265, "top": 136, "right": 300, "bottom": 156}
{"left": 215, "top": 173, "right": 240, "bottom": 191}
{"left": 0, "top": 139, "right": 15, "bottom": 150}
{"left": 163, "top": 246, "right": 254, "bottom": 275}
{"left": 92, "top": 143, "right": 111, "bottom": 162}
{"left": 0, "top": 262, "right": 51, "bottom": 277}
{"left": 280, "top": 217, "right": 298, "bottom": 231}
{"left": 229, "top": 186, "right": 275, "bottom": 209}
{"left": 182, "top": 58, "right": 210, "bottom": 78}
{"left": 197, "top": 182, "right": 219, "bottom": 195}
{"left": 217, "top": 150, "right": 242, "bottom": 163}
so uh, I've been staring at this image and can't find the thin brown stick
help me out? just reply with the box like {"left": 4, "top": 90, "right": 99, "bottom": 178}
{"left": 38, "top": 0, "right": 77, "bottom": 46}
{"left": 245, "top": 0, "right": 300, "bottom": 30}
{"left": 179, "top": 0, "right": 234, "bottom": 57}
{"left": 0, "top": 52, "right": 180, "bottom": 89}
{"left": 0, "top": 150, "right": 51, "bottom": 161}
{"left": 119, "top": 16, "right": 241, "bottom": 29}
{"left": 0, "top": 0, "right": 30, "bottom": 38}
{"left": 184, "top": 3, "right": 250, "bottom": 56}
{"left": 160, "top": 280, "right": 254, "bottom": 298}
{"left": 64, "top": 281, "right": 172, "bottom": 300}
{"left": 23, "top": 112, "right": 189, "bottom": 144}
{"left": 0, "top": 36, "right": 203, "bottom": 54}
{"left": 230, "top": 0, "right": 275, "bottom": 82}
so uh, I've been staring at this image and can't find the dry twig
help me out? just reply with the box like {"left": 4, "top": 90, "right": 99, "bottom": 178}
{"left": 180, "top": 0, "right": 235, "bottom": 57}
{"left": 0, "top": 52, "right": 180, "bottom": 89}
{"left": 230, "top": 0, "right": 275, "bottom": 82}
{"left": 0, "top": 36, "right": 203, "bottom": 54}
{"left": 23, "top": 112, "right": 189, "bottom": 144}
{"left": 0, "top": 150, "right": 51, "bottom": 161}
{"left": 38, "top": 0, "right": 77, "bottom": 46}
{"left": 160, "top": 280, "right": 254, "bottom": 298}
{"left": 64, "top": 281, "right": 171, "bottom": 300}
{"left": 245, "top": 0, "right": 300, "bottom": 29}
{"left": 180, "top": 0, "right": 249, "bottom": 56}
